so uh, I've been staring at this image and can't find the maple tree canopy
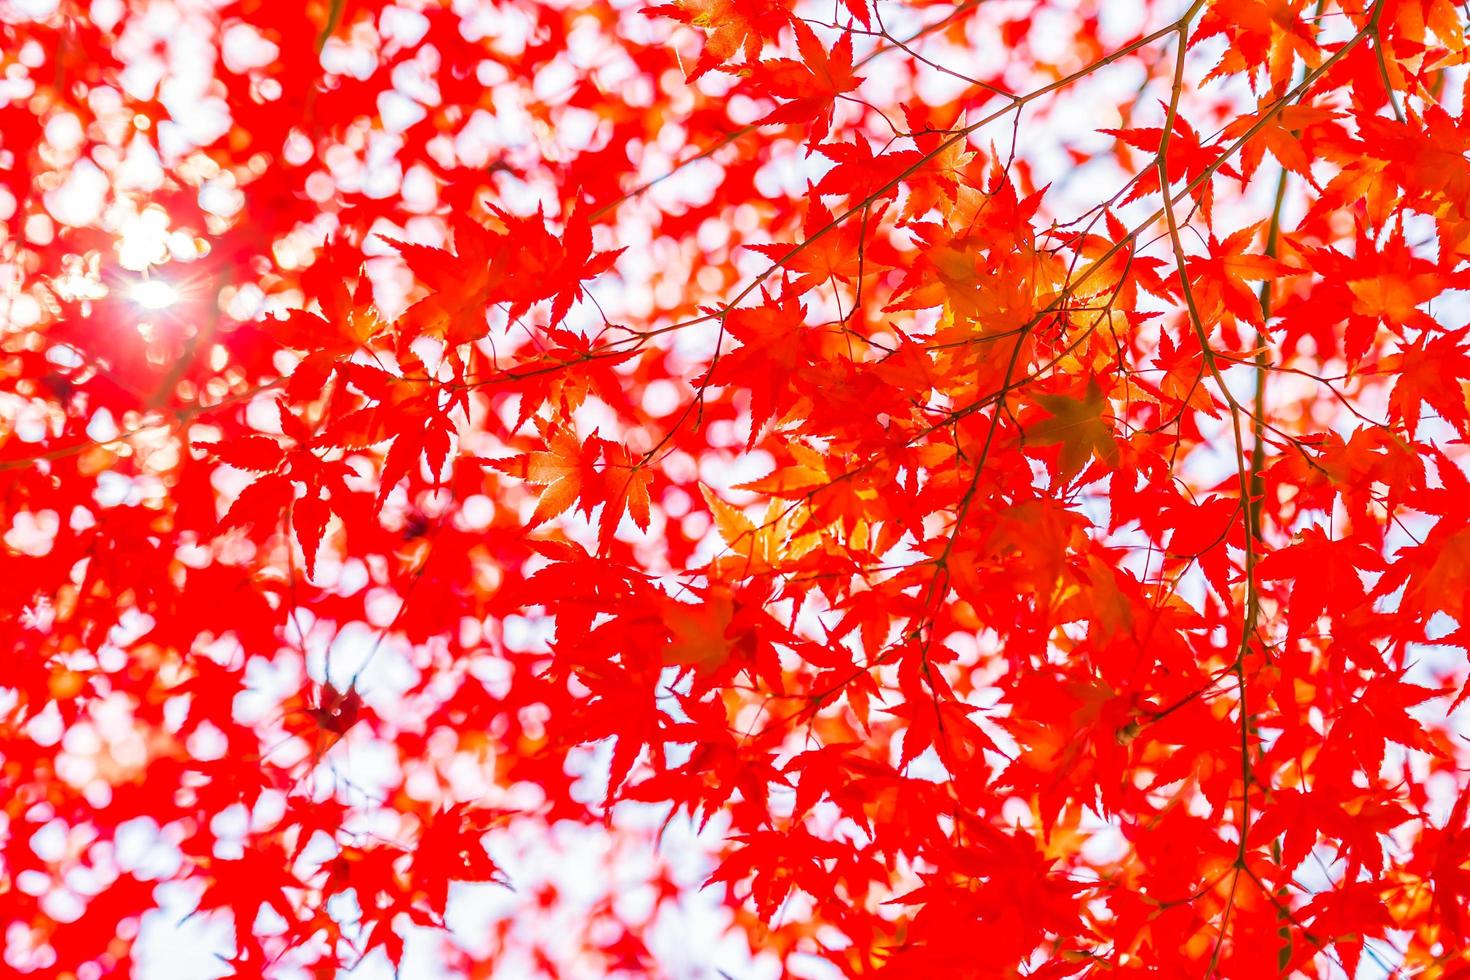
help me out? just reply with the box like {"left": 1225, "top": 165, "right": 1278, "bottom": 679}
{"left": 5, "top": 0, "right": 1470, "bottom": 975}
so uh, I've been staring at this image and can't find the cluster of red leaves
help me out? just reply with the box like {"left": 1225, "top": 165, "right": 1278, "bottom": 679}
{"left": 3, "top": 0, "right": 1470, "bottom": 976}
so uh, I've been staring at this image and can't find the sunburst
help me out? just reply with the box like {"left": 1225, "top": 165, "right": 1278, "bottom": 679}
{"left": 128, "top": 277, "right": 179, "bottom": 310}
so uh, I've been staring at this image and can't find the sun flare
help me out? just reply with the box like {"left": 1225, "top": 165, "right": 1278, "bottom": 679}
{"left": 129, "top": 278, "right": 178, "bottom": 310}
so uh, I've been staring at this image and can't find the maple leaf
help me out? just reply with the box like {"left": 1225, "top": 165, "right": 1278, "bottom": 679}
{"left": 1195, "top": 0, "right": 1321, "bottom": 90}
{"left": 494, "top": 424, "right": 602, "bottom": 526}
{"left": 699, "top": 483, "right": 818, "bottom": 576}
{"left": 293, "top": 486, "right": 332, "bottom": 573}
{"left": 218, "top": 473, "right": 295, "bottom": 537}
{"left": 784, "top": 743, "right": 867, "bottom": 824}
{"left": 751, "top": 20, "right": 862, "bottom": 145}
{"left": 269, "top": 242, "right": 387, "bottom": 397}
{"left": 1297, "top": 881, "right": 1396, "bottom": 979}
{"left": 811, "top": 137, "right": 922, "bottom": 201}
{"left": 1102, "top": 111, "right": 1241, "bottom": 222}
{"left": 883, "top": 695, "right": 997, "bottom": 770}
{"left": 1255, "top": 527, "right": 1386, "bottom": 644}
{"left": 1162, "top": 494, "right": 1242, "bottom": 600}
{"left": 1183, "top": 223, "right": 1301, "bottom": 329}
{"left": 1373, "top": 448, "right": 1470, "bottom": 633}
{"left": 410, "top": 804, "right": 511, "bottom": 916}
{"left": 1024, "top": 377, "right": 1120, "bottom": 484}
{"left": 1317, "top": 675, "right": 1441, "bottom": 786}
{"left": 660, "top": 583, "right": 736, "bottom": 673}
{"left": 1345, "top": 221, "right": 1451, "bottom": 334}
{"left": 210, "top": 400, "right": 356, "bottom": 576}
{"left": 199, "top": 434, "right": 287, "bottom": 473}
{"left": 1385, "top": 332, "right": 1470, "bottom": 437}
{"left": 194, "top": 844, "right": 304, "bottom": 953}
{"left": 1406, "top": 794, "right": 1470, "bottom": 945}
{"left": 1224, "top": 105, "right": 1339, "bottom": 186}
{"left": 490, "top": 203, "right": 626, "bottom": 327}
{"left": 645, "top": 0, "right": 790, "bottom": 79}
{"left": 744, "top": 199, "right": 886, "bottom": 296}
{"left": 304, "top": 681, "right": 363, "bottom": 737}
{"left": 706, "top": 828, "right": 843, "bottom": 921}
{"left": 599, "top": 441, "right": 653, "bottom": 550}
{"left": 1150, "top": 324, "right": 1219, "bottom": 418}
{"left": 887, "top": 179, "right": 1056, "bottom": 336}
{"left": 381, "top": 220, "right": 502, "bottom": 346}
{"left": 1252, "top": 788, "right": 1411, "bottom": 879}
{"left": 384, "top": 206, "right": 621, "bottom": 343}
{"left": 706, "top": 291, "right": 809, "bottom": 443}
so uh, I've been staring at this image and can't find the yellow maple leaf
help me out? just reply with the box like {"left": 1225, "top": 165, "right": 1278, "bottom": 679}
{"left": 1025, "top": 378, "right": 1120, "bottom": 484}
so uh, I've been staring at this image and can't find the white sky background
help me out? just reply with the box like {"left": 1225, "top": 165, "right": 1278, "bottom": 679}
{"left": 6, "top": 0, "right": 1470, "bottom": 976}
